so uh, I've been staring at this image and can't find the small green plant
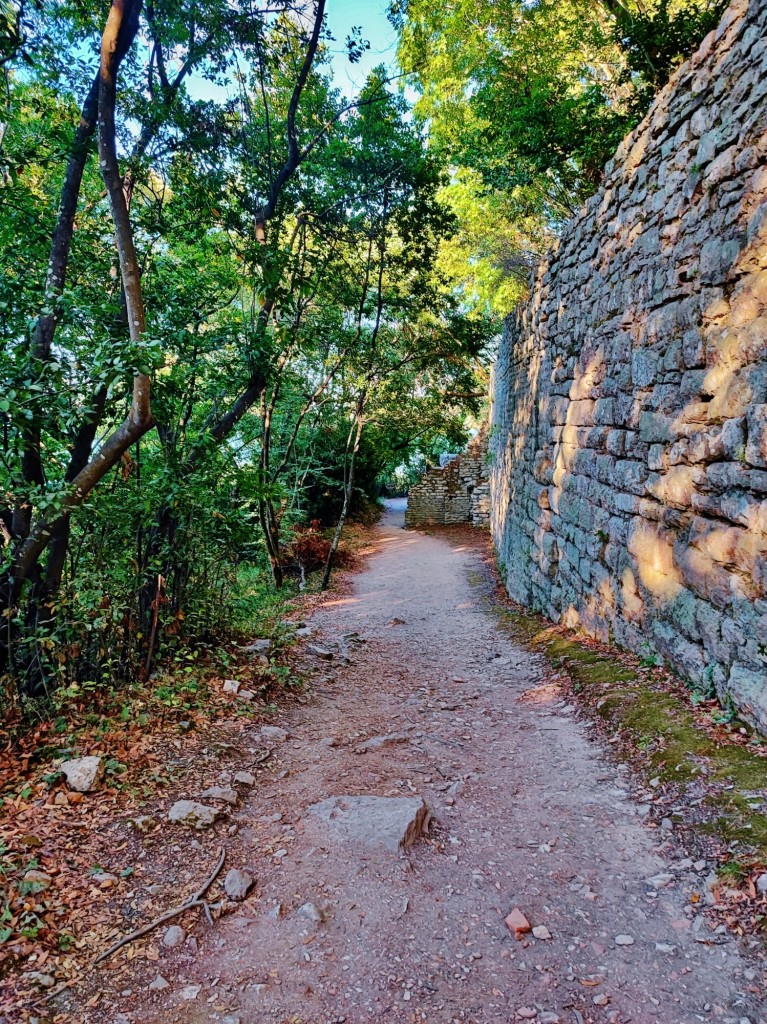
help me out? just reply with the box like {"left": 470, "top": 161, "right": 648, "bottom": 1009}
{"left": 718, "top": 860, "right": 747, "bottom": 882}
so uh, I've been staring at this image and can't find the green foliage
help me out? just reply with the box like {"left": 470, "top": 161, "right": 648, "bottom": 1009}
{"left": 393, "top": 0, "right": 727, "bottom": 311}
{"left": 0, "top": 1, "right": 490, "bottom": 714}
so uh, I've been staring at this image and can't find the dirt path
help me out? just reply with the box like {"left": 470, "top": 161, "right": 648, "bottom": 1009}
{"left": 132, "top": 500, "right": 762, "bottom": 1024}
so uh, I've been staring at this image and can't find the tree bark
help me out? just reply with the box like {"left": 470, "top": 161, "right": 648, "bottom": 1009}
{"left": 1, "top": 0, "right": 153, "bottom": 671}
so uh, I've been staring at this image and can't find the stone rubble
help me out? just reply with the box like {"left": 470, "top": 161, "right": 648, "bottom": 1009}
{"left": 406, "top": 428, "right": 491, "bottom": 528}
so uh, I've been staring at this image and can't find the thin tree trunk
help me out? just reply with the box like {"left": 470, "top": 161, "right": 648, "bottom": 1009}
{"left": 29, "top": 386, "right": 109, "bottom": 633}
{"left": 1, "top": 0, "right": 152, "bottom": 671}
{"left": 321, "top": 412, "right": 364, "bottom": 592}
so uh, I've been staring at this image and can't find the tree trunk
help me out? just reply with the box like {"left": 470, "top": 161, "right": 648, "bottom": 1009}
{"left": 321, "top": 414, "right": 363, "bottom": 592}
{"left": 0, "top": 0, "right": 153, "bottom": 686}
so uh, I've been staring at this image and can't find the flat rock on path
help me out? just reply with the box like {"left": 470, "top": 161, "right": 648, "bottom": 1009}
{"left": 83, "top": 499, "right": 765, "bottom": 1024}
{"left": 306, "top": 795, "right": 430, "bottom": 852}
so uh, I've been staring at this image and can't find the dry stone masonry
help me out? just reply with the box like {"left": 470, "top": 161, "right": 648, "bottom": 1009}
{"left": 489, "top": 0, "right": 767, "bottom": 732}
{"left": 406, "top": 430, "right": 490, "bottom": 528}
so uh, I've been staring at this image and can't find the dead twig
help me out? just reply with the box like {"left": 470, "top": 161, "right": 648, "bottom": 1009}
{"left": 93, "top": 846, "right": 226, "bottom": 966}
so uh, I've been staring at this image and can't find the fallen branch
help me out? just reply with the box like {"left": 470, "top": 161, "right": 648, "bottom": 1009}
{"left": 93, "top": 846, "right": 226, "bottom": 966}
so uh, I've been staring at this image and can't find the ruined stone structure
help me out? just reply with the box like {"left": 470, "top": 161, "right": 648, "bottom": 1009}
{"left": 489, "top": 0, "right": 767, "bottom": 731}
{"left": 406, "top": 430, "right": 490, "bottom": 528}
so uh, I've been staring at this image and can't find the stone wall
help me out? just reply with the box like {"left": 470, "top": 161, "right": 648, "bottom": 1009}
{"left": 406, "top": 430, "right": 490, "bottom": 528}
{"left": 489, "top": 0, "right": 767, "bottom": 732}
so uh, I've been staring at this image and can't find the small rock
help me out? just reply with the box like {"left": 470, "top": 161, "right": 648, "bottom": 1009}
{"left": 167, "top": 800, "right": 221, "bottom": 830}
{"left": 223, "top": 679, "right": 240, "bottom": 694}
{"left": 162, "top": 925, "right": 185, "bottom": 947}
{"left": 267, "top": 902, "right": 282, "bottom": 918}
{"left": 505, "top": 908, "right": 532, "bottom": 939}
{"left": 202, "top": 786, "right": 238, "bottom": 805}
{"left": 224, "top": 868, "right": 254, "bottom": 901}
{"left": 532, "top": 924, "right": 552, "bottom": 940}
{"left": 447, "top": 780, "right": 465, "bottom": 797}
{"left": 295, "top": 626, "right": 314, "bottom": 638}
{"left": 178, "top": 984, "right": 201, "bottom": 1000}
{"left": 234, "top": 771, "right": 255, "bottom": 785}
{"left": 704, "top": 870, "right": 719, "bottom": 891}
{"left": 60, "top": 755, "right": 104, "bottom": 793}
{"left": 242, "top": 638, "right": 272, "bottom": 655}
{"left": 25, "top": 972, "right": 55, "bottom": 989}
{"left": 614, "top": 934, "right": 635, "bottom": 946}
{"left": 355, "top": 732, "right": 409, "bottom": 753}
{"left": 54, "top": 791, "right": 69, "bottom": 806}
{"left": 516, "top": 1009, "right": 537, "bottom": 1020}
{"left": 756, "top": 873, "right": 767, "bottom": 894}
{"left": 22, "top": 869, "right": 52, "bottom": 891}
{"left": 645, "top": 873, "right": 674, "bottom": 889}
{"left": 307, "top": 645, "right": 333, "bottom": 660}
{"left": 187, "top": 936, "right": 198, "bottom": 953}
{"left": 148, "top": 975, "right": 170, "bottom": 992}
{"left": 297, "top": 902, "right": 324, "bottom": 923}
{"left": 660, "top": 817, "right": 673, "bottom": 831}
{"left": 539, "top": 1014, "right": 560, "bottom": 1024}
{"left": 655, "top": 942, "right": 676, "bottom": 953}
{"left": 130, "top": 815, "right": 158, "bottom": 834}
{"left": 237, "top": 689, "right": 255, "bottom": 701}
{"left": 178, "top": 720, "right": 193, "bottom": 733}
{"left": 593, "top": 993, "right": 610, "bottom": 1007}
{"left": 261, "top": 726, "right": 290, "bottom": 742}
{"left": 319, "top": 736, "right": 338, "bottom": 747}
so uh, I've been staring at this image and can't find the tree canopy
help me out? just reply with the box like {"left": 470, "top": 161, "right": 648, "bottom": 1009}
{"left": 0, "top": 0, "right": 490, "bottom": 712}
{"left": 394, "top": 0, "right": 727, "bottom": 309}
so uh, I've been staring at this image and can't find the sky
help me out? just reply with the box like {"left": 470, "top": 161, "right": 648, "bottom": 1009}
{"left": 184, "top": 1, "right": 401, "bottom": 105}
{"left": 324, "top": 0, "right": 399, "bottom": 97}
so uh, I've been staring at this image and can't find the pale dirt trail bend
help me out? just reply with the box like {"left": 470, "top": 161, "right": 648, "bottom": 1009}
{"left": 143, "top": 499, "right": 763, "bottom": 1024}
